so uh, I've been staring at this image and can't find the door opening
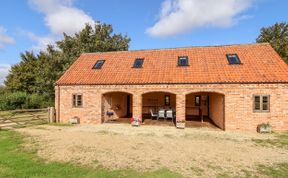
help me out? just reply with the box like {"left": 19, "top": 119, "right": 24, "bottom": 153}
{"left": 126, "top": 95, "right": 132, "bottom": 118}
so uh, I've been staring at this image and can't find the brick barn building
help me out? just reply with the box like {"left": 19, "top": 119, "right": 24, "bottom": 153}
{"left": 55, "top": 43, "right": 288, "bottom": 131}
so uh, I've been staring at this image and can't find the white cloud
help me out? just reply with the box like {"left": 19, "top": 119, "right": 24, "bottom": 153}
{"left": 147, "top": 0, "right": 253, "bottom": 38}
{"left": 0, "top": 27, "right": 15, "bottom": 49}
{"left": 29, "top": 0, "right": 94, "bottom": 36}
{"left": 24, "top": 31, "right": 57, "bottom": 51}
{"left": 0, "top": 64, "right": 11, "bottom": 85}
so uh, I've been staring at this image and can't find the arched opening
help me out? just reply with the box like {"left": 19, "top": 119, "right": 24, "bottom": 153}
{"left": 142, "top": 91, "right": 176, "bottom": 126}
{"left": 101, "top": 92, "right": 133, "bottom": 123}
{"left": 185, "top": 92, "right": 225, "bottom": 130}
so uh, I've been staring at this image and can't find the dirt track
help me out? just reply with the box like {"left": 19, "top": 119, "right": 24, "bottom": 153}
{"left": 17, "top": 124, "right": 288, "bottom": 177}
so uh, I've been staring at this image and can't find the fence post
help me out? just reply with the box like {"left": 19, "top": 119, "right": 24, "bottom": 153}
{"left": 48, "top": 107, "right": 56, "bottom": 123}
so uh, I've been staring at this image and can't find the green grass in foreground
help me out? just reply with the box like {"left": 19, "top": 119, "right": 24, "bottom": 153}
{"left": 0, "top": 130, "right": 181, "bottom": 178}
{"left": 252, "top": 132, "right": 288, "bottom": 150}
{"left": 257, "top": 163, "right": 288, "bottom": 178}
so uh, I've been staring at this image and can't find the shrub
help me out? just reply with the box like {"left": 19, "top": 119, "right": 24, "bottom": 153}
{"left": 24, "top": 94, "right": 43, "bottom": 109}
{"left": 0, "top": 92, "right": 53, "bottom": 110}
{"left": 0, "top": 92, "right": 27, "bottom": 110}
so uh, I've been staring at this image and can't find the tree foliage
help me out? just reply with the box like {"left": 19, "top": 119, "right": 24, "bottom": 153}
{"left": 256, "top": 22, "right": 288, "bottom": 64}
{"left": 58, "top": 23, "right": 130, "bottom": 68}
{"left": 0, "top": 92, "right": 50, "bottom": 110}
{"left": 4, "top": 22, "right": 130, "bottom": 108}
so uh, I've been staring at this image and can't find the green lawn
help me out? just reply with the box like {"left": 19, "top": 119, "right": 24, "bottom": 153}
{"left": 252, "top": 132, "right": 288, "bottom": 150}
{"left": 0, "top": 130, "right": 181, "bottom": 178}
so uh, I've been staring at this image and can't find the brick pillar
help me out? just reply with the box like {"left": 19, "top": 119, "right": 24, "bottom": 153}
{"left": 132, "top": 94, "right": 142, "bottom": 120}
{"left": 176, "top": 94, "right": 186, "bottom": 121}
{"left": 54, "top": 86, "right": 60, "bottom": 122}
{"left": 95, "top": 92, "right": 103, "bottom": 124}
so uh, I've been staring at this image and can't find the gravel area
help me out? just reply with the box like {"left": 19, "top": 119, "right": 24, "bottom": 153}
{"left": 17, "top": 124, "right": 288, "bottom": 177}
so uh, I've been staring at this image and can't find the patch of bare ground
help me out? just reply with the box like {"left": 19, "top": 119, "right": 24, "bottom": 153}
{"left": 17, "top": 124, "right": 288, "bottom": 178}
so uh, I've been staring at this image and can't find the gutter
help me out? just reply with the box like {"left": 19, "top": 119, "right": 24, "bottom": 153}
{"left": 55, "top": 81, "right": 288, "bottom": 86}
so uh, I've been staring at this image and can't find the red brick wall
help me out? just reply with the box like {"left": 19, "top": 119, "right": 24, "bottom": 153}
{"left": 209, "top": 93, "right": 225, "bottom": 129}
{"left": 55, "top": 83, "right": 288, "bottom": 131}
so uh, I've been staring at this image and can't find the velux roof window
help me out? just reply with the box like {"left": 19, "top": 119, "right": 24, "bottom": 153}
{"left": 93, "top": 60, "right": 105, "bottom": 69}
{"left": 178, "top": 56, "right": 189, "bottom": 66}
{"left": 133, "top": 58, "right": 144, "bottom": 68}
{"left": 226, "top": 54, "right": 241, "bottom": 64}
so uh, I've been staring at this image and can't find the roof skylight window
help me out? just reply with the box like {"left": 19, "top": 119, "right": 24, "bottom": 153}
{"left": 133, "top": 58, "right": 144, "bottom": 68}
{"left": 178, "top": 56, "right": 189, "bottom": 66}
{"left": 226, "top": 54, "right": 241, "bottom": 64}
{"left": 93, "top": 60, "right": 105, "bottom": 69}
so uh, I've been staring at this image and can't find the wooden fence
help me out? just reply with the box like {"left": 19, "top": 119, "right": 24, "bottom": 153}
{"left": 0, "top": 107, "right": 55, "bottom": 129}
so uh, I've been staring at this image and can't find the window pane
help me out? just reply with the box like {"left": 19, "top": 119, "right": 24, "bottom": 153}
{"left": 77, "top": 95, "right": 82, "bottom": 106}
{"left": 178, "top": 56, "right": 188, "bottom": 66}
{"left": 195, "top": 96, "right": 201, "bottom": 106}
{"left": 227, "top": 54, "right": 240, "bottom": 64}
{"left": 262, "top": 96, "right": 269, "bottom": 111}
{"left": 133, "top": 59, "right": 144, "bottom": 68}
{"left": 93, "top": 60, "right": 105, "bottom": 69}
{"left": 73, "top": 95, "right": 77, "bottom": 107}
{"left": 164, "top": 95, "right": 170, "bottom": 106}
{"left": 254, "top": 96, "right": 260, "bottom": 110}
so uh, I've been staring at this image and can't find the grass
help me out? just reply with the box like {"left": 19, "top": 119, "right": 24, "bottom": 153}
{"left": 257, "top": 163, "right": 288, "bottom": 178}
{"left": 48, "top": 122, "right": 74, "bottom": 127}
{"left": 216, "top": 163, "right": 288, "bottom": 178}
{"left": 0, "top": 130, "right": 182, "bottom": 178}
{"left": 252, "top": 132, "right": 288, "bottom": 149}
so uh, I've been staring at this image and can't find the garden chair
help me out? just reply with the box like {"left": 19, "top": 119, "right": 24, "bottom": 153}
{"left": 157, "top": 109, "right": 165, "bottom": 120}
{"left": 150, "top": 109, "right": 158, "bottom": 119}
{"left": 166, "top": 110, "right": 174, "bottom": 122}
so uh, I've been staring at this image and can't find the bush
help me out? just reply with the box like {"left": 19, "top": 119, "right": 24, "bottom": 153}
{"left": 0, "top": 92, "right": 53, "bottom": 110}
{"left": 24, "top": 94, "right": 43, "bottom": 109}
{"left": 0, "top": 92, "right": 27, "bottom": 110}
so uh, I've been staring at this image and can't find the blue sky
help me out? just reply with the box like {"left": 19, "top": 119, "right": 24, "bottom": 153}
{"left": 0, "top": 0, "right": 287, "bottom": 84}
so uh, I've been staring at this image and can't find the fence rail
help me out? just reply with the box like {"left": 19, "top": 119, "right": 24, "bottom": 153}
{"left": 0, "top": 107, "right": 55, "bottom": 129}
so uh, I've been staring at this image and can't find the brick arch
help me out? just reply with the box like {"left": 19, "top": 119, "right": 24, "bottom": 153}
{"left": 185, "top": 90, "right": 225, "bottom": 96}
{"left": 185, "top": 91, "right": 225, "bottom": 130}
{"left": 102, "top": 91, "right": 134, "bottom": 96}
{"left": 141, "top": 90, "right": 177, "bottom": 96}
{"left": 101, "top": 91, "right": 133, "bottom": 123}
{"left": 141, "top": 91, "right": 177, "bottom": 121}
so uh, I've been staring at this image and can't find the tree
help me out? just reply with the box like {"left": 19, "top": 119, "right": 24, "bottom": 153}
{"left": 4, "top": 22, "right": 131, "bottom": 107}
{"left": 57, "top": 22, "right": 130, "bottom": 69}
{"left": 0, "top": 86, "right": 6, "bottom": 95}
{"left": 256, "top": 22, "right": 288, "bottom": 64}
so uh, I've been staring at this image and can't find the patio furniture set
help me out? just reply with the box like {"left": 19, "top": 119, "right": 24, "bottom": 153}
{"left": 150, "top": 108, "right": 176, "bottom": 121}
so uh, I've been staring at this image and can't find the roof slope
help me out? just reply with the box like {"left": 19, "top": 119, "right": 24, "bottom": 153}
{"left": 56, "top": 43, "right": 288, "bottom": 85}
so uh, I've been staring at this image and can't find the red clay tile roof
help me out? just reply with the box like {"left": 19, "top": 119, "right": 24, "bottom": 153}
{"left": 56, "top": 43, "right": 288, "bottom": 85}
